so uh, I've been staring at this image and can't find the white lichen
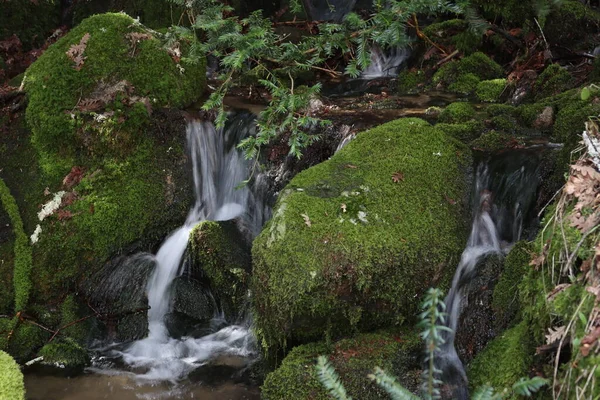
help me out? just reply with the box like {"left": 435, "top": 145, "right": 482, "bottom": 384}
{"left": 30, "top": 224, "right": 42, "bottom": 244}
{"left": 38, "top": 191, "right": 66, "bottom": 221}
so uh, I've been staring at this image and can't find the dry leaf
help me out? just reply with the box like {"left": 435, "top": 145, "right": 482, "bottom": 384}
{"left": 444, "top": 194, "right": 456, "bottom": 205}
{"left": 545, "top": 326, "right": 566, "bottom": 344}
{"left": 580, "top": 327, "right": 600, "bottom": 356}
{"left": 345, "top": 164, "right": 358, "bottom": 169}
{"left": 547, "top": 283, "right": 571, "bottom": 301}
{"left": 66, "top": 33, "right": 90, "bottom": 70}
{"left": 341, "top": 204, "right": 347, "bottom": 213}
{"left": 392, "top": 171, "right": 404, "bottom": 183}
{"left": 301, "top": 213, "right": 311, "bottom": 227}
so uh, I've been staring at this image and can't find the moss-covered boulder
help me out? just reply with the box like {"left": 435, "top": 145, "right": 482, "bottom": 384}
{"left": 397, "top": 69, "right": 426, "bottom": 94}
{"left": 436, "top": 121, "right": 484, "bottom": 142}
{"left": 261, "top": 330, "right": 421, "bottom": 400}
{"left": 24, "top": 12, "right": 205, "bottom": 178}
{"left": 433, "top": 52, "right": 503, "bottom": 91}
{"left": 534, "top": 64, "right": 574, "bottom": 101}
{"left": 251, "top": 118, "right": 472, "bottom": 352}
{"left": 37, "top": 339, "right": 90, "bottom": 376}
{"left": 476, "top": 79, "right": 508, "bottom": 103}
{"left": 471, "top": 131, "right": 519, "bottom": 152}
{"left": 438, "top": 102, "right": 476, "bottom": 124}
{"left": 188, "top": 221, "right": 251, "bottom": 317}
{"left": 0, "top": 350, "right": 25, "bottom": 400}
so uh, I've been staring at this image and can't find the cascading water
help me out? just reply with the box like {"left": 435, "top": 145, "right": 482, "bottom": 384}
{"left": 113, "top": 113, "right": 269, "bottom": 382}
{"left": 436, "top": 150, "right": 544, "bottom": 399}
{"left": 360, "top": 45, "right": 411, "bottom": 79}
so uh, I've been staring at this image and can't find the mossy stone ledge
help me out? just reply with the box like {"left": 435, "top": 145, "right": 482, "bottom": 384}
{"left": 0, "top": 350, "right": 25, "bottom": 400}
{"left": 251, "top": 118, "right": 472, "bottom": 353}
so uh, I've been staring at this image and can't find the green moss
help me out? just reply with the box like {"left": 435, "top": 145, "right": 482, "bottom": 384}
{"left": 492, "top": 241, "right": 532, "bottom": 329}
{"left": 0, "top": 179, "right": 32, "bottom": 313}
{"left": 24, "top": 13, "right": 206, "bottom": 179}
{"left": 459, "top": 52, "right": 504, "bottom": 81}
{"left": 476, "top": 79, "right": 508, "bottom": 103}
{"left": 59, "top": 295, "right": 91, "bottom": 344}
{"left": 468, "top": 321, "right": 533, "bottom": 392}
{"left": 423, "top": 19, "right": 482, "bottom": 55}
{"left": 38, "top": 339, "right": 90, "bottom": 373}
{"left": 486, "top": 104, "right": 517, "bottom": 117}
{"left": 251, "top": 118, "right": 471, "bottom": 352}
{"left": 0, "top": 350, "right": 25, "bottom": 400}
{"left": 189, "top": 221, "right": 250, "bottom": 314}
{"left": 8, "top": 323, "right": 50, "bottom": 362}
{"left": 448, "top": 73, "right": 481, "bottom": 95}
{"left": 262, "top": 330, "right": 420, "bottom": 400}
{"left": 545, "top": 1, "right": 600, "bottom": 46}
{"left": 438, "top": 102, "right": 476, "bottom": 123}
{"left": 470, "top": 130, "right": 517, "bottom": 151}
{"left": 397, "top": 69, "right": 426, "bottom": 94}
{"left": 534, "top": 64, "right": 574, "bottom": 100}
{"left": 490, "top": 115, "right": 518, "bottom": 133}
{"left": 436, "top": 121, "right": 484, "bottom": 142}
{"left": 515, "top": 103, "right": 547, "bottom": 127}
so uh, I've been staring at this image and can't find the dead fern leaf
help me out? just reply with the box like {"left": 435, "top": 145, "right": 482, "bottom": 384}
{"left": 66, "top": 33, "right": 90, "bottom": 71}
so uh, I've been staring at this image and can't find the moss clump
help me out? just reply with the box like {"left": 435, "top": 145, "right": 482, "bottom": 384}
{"left": 38, "top": 339, "right": 90, "bottom": 374}
{"left": 252, "top": 118, "right": 471, "bottom": 352}
{"left": 534, "top": 64, "right": 574, "bottom": 100}
{"left": 189, "top": 221, "right": 250, "bottom": 315}
{"left": 7, "top": 323, "right": 50, "bottom": 362}
{"left": 436, "top": 121, "right": 484, "bottom": 142}
{"left": 515, "top": 103, "right": 548, "bottom": 127}
{"left": 0, "top": 350, "right": 25, "bottom": 400}
{"left": 261, "top": 330, "right": 420, "bottom": 400}
{"left": 545, "top": 1, "right": 600, "bottom": 46}
{"left": 468, "top": 321, "right": 533, "bottom": 392}
{"left": 0, "top": 179, "right": 32, "bottom": 313}
{"left": 448, "top": 73, "right": 481, "bottom": 95}
{"left": 471, "top": 130, "right": 517, "bottom": 151}
{"left": 58, "top": 295, "right": 91, "bottom": 344}
{"left": 486, "top": 104, "right": 517, "bottom": 117}
{"left": 438, "top": 102, "right": 476, "bottom": 123}
{"left": 24, "top": 13, "right": 205, "bottom": 179}
{"left": 433, "top": 52, "right": 503, "bottom": 89}
{"left": 423, "top": 19, "right": 482, "bottom": 55}
{"left": 397, "top": 69, "right": 426, "bottom": 94}
{"left": 492, "top": 241, "right": 532, "bottom": 330}
{"left": 476, "top": 79, "right": 507, "bottom": 103}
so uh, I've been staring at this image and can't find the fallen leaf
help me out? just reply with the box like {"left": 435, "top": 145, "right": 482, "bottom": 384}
{"left": 547, "top": 283, "right": 571, "bottom": 301}
{"left": 444, "top": 194, "right": 456, "bottom": 205}
{"left": 545, "top": 326, "right": 566, "bottom": 344}
{"left": 56, "top": 209, "right": 73, "bottom": 221}
{"left": 392, "top": 171, "right": 404, "bottom": 183}
{"left": 345, "top": 164, "right": 358, "bottom": 169}
{"left": 341, "top": 204, "right": 347, "bottom": 213}
{"left": 301, "top": 213, "right": 311, "bottom": 227}
{"left": 43, "top": 187, "right": 50, "bottom": 196}
{"left": 580, "top": 327, "right": 600, "bottom": 356}
{"left": 62, "top": 166, "right": 85, "bottom": 189}
{"left": 66, "top": 33, "right": 90, "bottom": 70}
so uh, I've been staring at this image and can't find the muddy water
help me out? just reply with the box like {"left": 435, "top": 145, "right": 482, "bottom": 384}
{"left": 24, "top": 373, "right": 260, "bottom": 400}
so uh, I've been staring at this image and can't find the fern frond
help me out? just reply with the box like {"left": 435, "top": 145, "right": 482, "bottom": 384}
{"left": 315, "top": 356, "right": 352, "bottom": 400}
{"left": 369, "top": 367, "right": 420, "bottom": 400}
{"left": 511, "top": 376, "right": 548, "bottom": 397}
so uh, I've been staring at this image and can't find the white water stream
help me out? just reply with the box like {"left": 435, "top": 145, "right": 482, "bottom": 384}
{"left": 117, "top": 117, "right": 267, "bottom": 382}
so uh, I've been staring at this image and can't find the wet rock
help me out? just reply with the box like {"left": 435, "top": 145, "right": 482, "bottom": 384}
{"left": 165, "top": 277, "right": 215, "bottom": 338}
{"left": 533, "top": 106, "right": 554, "bottom": 129}
{"left": 509, "top": 70, "right": 537, "bottom": 105}
{"left": 34, "top": 339, "right": 90, "bottom": 377}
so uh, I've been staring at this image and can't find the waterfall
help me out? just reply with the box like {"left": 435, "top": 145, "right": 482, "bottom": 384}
{"left": 360, "top": 45, "right": 410, "bottom": 79}
{"left": 436, "top": 151, "right": 543, "bottom": 399}
{"left": 117, "top": 113, "right": 268, "bottom": 382}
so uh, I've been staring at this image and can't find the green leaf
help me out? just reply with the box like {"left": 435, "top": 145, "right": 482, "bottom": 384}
{"left": 369, "top": 367, "right": 420, "bottom": 400}
{"left": 315, "top": 356, "right": 352, "bottom": 400}
{"left": 582, "top": 86, "right": 591, "bottom": 101}
{"left": 511, "top": 376, "right": 548, "bottom": 397}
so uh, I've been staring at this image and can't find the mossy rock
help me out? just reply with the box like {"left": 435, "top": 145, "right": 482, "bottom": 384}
{"left": 433, "top": 52, "right": 503, "bottom": 89}
{"left": 261, "top": 330, "right": 421, "bottom": 400}
{"left": 397, "top": 69, "right": 426, "bottom": 94}
{"left": 470, "top": 0, "right": 559, "bottom": 26}
{"left": 71, "top": 0, "right": 185, "bottom": 29}
{"left": 471, "top": 131, "right": 518, "bottom": 152}
{"left": 438, "top": 102, "right": 476, "bottom": 124}
{"left": 37, "top": 339, "right": 90, "bottom": 376}
{"left": 251, "top": 118, "right": 472, "bottom": 352}
{"left": 24, "top": 12, "right": 206, "bottom": 179}
{"left": 448, "top": 73, "right": 481, "bottom": 95}
{"left": 188, "top": 221, "right": 251, "bottom": 317}
{"left": 0, "top": 350, "right": 25, "bottom": 400}
{"left": 515, "top": 103, "right": 548, "bottom": 128}
{"left": 534, "top": 64, "right": 574, "bottom": 101}
{"left": 476, "top": 79, "right": 508, "bottom": 103}
{"left": 492, "top": 241, "right": 532, "bottom": 331}
{"left": 467, "top": 321, "right": 533, "bottom": 393}
{"left": 7, "top": 323, "right": 50, "bottom": 363}
{"left": 423, "top": 19, "right": 481, "bottom": 55}
{"left": 436, "top": 121, "right": 484, "bottom": 142}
